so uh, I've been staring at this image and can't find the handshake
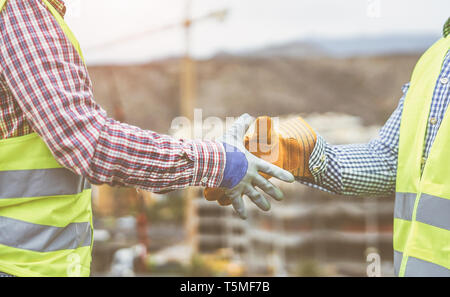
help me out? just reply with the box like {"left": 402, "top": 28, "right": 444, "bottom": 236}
{"left": 205, "top": 114, "right": 317, "bottom": 219}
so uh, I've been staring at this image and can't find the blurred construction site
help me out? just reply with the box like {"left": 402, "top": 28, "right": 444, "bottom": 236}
{"left": 90, "top": 114, "right": 392, "bottom": 277}
{"left": 66, "top": 0, "right": 449, "bottom": 277}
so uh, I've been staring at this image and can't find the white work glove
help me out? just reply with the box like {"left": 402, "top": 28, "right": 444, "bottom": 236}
{"left": 218, "top": 114, "right": 295, "bottom": 219}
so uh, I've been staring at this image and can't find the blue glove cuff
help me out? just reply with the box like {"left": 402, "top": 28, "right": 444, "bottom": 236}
{"left": 219, "top": 143, "right": 248, "bottom": 189}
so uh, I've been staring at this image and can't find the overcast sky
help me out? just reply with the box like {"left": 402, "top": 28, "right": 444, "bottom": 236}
{"left": 64, "top": 0, "right": 450, "bottom": 65}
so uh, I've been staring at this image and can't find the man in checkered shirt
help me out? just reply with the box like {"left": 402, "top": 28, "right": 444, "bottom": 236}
{"left": 206, "top": 17, "right": 450, "bottom": 216}
{"left": 206, "top": 17, "right": 450, "bottom": 277}
{"left": 299, "top": 18, "right": 450, "bottom": 197}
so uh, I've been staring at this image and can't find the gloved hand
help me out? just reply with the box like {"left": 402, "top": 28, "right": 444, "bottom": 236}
{"left": 205, "top": 115, "right": 317, "bottom": 207}
{"left": 213, "top": 114, "right": 295, "bottom": 219}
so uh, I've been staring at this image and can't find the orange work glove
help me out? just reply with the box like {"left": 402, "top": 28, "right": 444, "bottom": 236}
{"left": 204, "top": 116, "right": 317, "bottom": 206}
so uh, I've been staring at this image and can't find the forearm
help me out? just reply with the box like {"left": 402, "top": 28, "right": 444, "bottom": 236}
{"left": 297, "top": 82, "right": 408, "bottom": 196}
{"left": 87, "top": 117, "right": 225, "bottom": 192}
{"left": 298, "top": 135, "right": 397, "bottom": 196}
{"left": 4, "top": 57, "right": 226, "bottom": 192}
{"left": 5, "top": 69, "right": 226, "bottom": 192}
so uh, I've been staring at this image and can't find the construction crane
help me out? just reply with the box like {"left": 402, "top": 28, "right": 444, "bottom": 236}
{"left": 85, "top": 0, "right": 228, "bottom": 128}
{"left": 177, "top": 0, "right": 228, "bottom": 255}
{"left": 87, "top": 0, "right": 228, "bottom": 256}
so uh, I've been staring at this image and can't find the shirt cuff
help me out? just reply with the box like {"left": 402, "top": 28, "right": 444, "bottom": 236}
{"left": 219, "top": 143, "right": 248, "bottom": 188}
{"left": 188, "top": 140, "right": 226, "bottom": 188}
{"left": 308, "top": 135, "right": 328, "bottom": 184}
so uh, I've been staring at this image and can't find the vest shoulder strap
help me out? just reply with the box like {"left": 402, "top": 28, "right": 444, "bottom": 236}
{"left": 0, "top": 0, "right": 84, "bottom": 62}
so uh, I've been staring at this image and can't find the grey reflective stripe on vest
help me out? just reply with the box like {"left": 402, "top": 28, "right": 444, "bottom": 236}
{"left": 395, "top": 192, "right": 450, "bottom": 230}
{"left": 416, "top": 193, "right": 450, "bottom": 230}
{"left": 393, "top": 250, "right": 403, "bottom": 276}
{"left": 405, "top": 257, "right": 450, "bottom": 276}
{"left": 0, "top": 168, "right": 90, "bottom": 199}
{"left": 394, "top": 250, "right": 450, "bottom": 276}
{"left": 394, "top": 192, "right": 416, "bottom": 221}
{"left": 394, "top": 193, "right": 450, "bottom": 276}
{"left": 0, "top": 216, "right": 91, "bottom": 252}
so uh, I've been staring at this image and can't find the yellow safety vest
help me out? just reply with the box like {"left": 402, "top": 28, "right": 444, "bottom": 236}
{"left": 0, "top": 0, "right": 92, "bottom": 276}
{"left": 395, "top": 36, "right": 450, "bottom": 276}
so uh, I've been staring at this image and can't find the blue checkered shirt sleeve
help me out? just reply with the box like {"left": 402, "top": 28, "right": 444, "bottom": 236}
{"left": 299, "top": 83, "right": 410, "bottom": 196}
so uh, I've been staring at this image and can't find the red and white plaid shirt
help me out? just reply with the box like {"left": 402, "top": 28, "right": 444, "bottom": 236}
{"left": 0, "top": 0, "right": 225, "bottom": 192}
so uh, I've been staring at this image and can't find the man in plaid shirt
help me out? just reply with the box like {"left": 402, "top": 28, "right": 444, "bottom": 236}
{"left": 303, "top": 19, "right": 450, "bottom": 196}
{"left": 0, "top": 0, "right": 293, "bottom": 217}
{"left": 0, "top": 0, "right": 298, "bottom": 277}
